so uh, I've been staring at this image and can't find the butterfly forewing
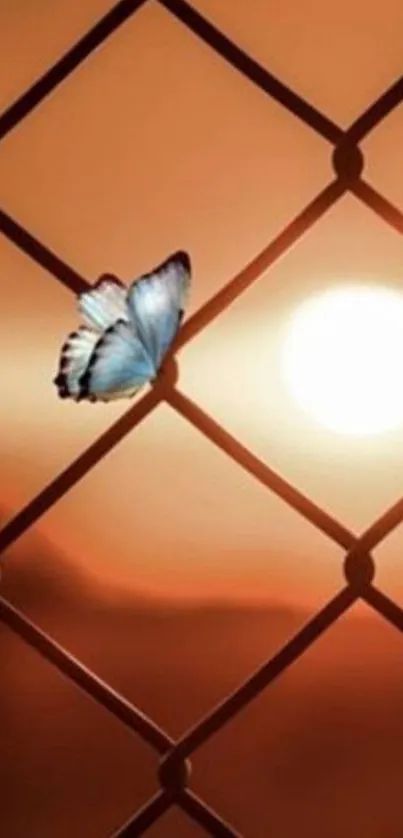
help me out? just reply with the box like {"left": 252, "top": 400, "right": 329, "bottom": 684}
{"left": 127, "top": 251, "right": 191, "bottom": 371}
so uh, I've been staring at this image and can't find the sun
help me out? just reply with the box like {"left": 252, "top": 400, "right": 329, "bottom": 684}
{"left": 281, "top": 285, "right": 403, "bottom": 436}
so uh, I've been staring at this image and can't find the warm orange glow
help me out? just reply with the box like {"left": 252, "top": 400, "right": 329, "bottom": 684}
{"left": 282, "top": 286, "right": 403, "bottom": 435}
{"left": 0, "top": 0, "right": 402, "bottom": 610}
{"left": 2, "top": 4, "right": 403, "bottom": 838}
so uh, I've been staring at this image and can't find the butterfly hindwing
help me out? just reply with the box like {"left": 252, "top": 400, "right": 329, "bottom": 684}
{"left": 78, "top": 274, "right": 131, "bottom": 332}
{"left": 54, "top": 326, "right": 100, "bottom": 399}
{"left": 127, "top": 251, "right": 191, "bottom": 371}
{"left": 78, "top": 319, "right": 155, "bottom": 402}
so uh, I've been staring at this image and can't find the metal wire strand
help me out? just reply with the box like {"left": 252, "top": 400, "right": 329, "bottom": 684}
{"left": 345, "top": 495, "right": 403, "bottom": 567}
{"left": 166, "top": 388, "right": 355, "bottom": 550}
{"left": 0, "top": 1, "right": 402, "bottom": 837}
{"left": 175, "top": 180, "right": 346, "bottom": 351}
{"left": 0, "top": 206, "right": 89, "bottom": 294}
{"left": 361, "top": 585, "right": 403, "bottom": 632}
{"left": 344, "top": 76, "right": 403, "bottom": 145}
{"left": 351, "top": 180, "right": 403, "bottom": 235}
{"left": 180, "top": 790, "right": 243, "bottom": 838}
{"left": 161, "top": 587, "right": 356, "bottom": 763}
{"left": 158, "top": 0, "right": 342, "bottom": 144}
{"left": 0, "top": 594, "right": 172, "bottom": 754}
{"left": 0, "top": 388, "right": 162, "bottom": 559}
{"left": 110, "top": 791, "right": 173, "bottom": 837}
{"left": 0, "top": 0, "right": 149, "bottom": 142}
{"left": 0, "top": 181, "right": 346, "bottom": 562}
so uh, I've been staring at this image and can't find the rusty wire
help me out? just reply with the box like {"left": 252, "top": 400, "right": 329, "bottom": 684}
{"left": 0, "top": 1, "right": 403, "bottom": 835}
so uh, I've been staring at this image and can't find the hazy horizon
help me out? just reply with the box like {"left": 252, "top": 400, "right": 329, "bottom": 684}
{"left": 2, "top": 519, "right": 403, "bottom": 838}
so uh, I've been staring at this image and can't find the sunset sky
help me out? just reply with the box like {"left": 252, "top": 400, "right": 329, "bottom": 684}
{"left": 2, "top": 4, "right": 403, "bottom": 838}
{"left": 1, "top": 0, "right": 403, "bottom": 609}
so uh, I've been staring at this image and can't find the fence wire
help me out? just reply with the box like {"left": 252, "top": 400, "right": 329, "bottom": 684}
{"left": 0, "top": 1, "right": 403, "bottom": 836}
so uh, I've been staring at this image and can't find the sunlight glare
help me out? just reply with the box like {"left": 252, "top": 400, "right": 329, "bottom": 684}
{"left": 282, "top": 285, "right": 403, "bottom": 436}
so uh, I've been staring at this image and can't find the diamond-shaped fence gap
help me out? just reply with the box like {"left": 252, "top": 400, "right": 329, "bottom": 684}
{"left": 10, "top": 400, "right": 348, "bottom": 612}
{"left": 0, "top": 403, "right": 348, "bottom": 718}
{"left": 0, "top": 526, "right": 305, "bottom": 745}
{"left": 0, "top": 624, "right": 159, "bottom": 838}
{"left": 73, "top": 598, "right": 311, "bottom": 742}
{"left": 178, "top": 192, "right": 403, "bottom": 534}
{"left": 0, "top": 238, "right": 129, "bottom": 511}
{"left": 362, "top": 103, "right": 403, "bottom": 211}
{"left": 0, "top": 0, "right": 117, "bottom": 115}
{"left": 191, "top": 602, "right": 403, "bottom": 838}
{"left": 0, "top": 1, "right": 330, "bottom": 295}
{"left": 191, "top": 0, "right": 403, "bottom": 128}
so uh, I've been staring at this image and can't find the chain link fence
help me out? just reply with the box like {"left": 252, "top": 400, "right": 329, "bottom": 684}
{"left": 0, "top": 1, "right": 403, "bottom": 835}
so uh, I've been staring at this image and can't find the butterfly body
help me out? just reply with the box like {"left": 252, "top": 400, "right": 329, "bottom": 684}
{"left": 54, "top": 251, "right": 191, "bottom": 403}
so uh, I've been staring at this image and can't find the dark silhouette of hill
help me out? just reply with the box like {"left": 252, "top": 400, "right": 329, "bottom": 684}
{"left": 1, "top": 510, "right": 403, "bottom": 838}
{"left": 0, "top": 505, "right": 96, "bottom": 607}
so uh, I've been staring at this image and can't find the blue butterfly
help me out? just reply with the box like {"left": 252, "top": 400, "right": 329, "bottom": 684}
{"left": 54, "top": 251, "right": 191, "bottom": 403}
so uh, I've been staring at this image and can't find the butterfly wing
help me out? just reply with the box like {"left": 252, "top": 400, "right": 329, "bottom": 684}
{"left": 127, "top": 251, "right": 191, "bottom": 371}
{"left": 54, "top": 326, "right": 100, "bottom": 399}
{"left": 78, "top": 319, "right": 155, "bottom": 402}
{"left": 55, "top": 254, "right": 190, "bottom": 403}
{"left": 55, "top": 273, "right": 135, "bottom": 401}
{"left": 78, "top": 274, "right": 131, "bottom": 331}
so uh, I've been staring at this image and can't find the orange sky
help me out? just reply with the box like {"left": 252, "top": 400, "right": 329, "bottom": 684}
{"left": 1, "top": 0, "right": 403, "bottom": 606}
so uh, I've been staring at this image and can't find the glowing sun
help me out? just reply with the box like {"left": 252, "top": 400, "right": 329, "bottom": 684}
{"left": 282, "top": 285, "right": 403, "bottom": 436}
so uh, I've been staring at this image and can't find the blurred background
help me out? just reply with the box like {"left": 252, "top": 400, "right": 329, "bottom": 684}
{"left": 0, "top": 0, "right": 403, "bottom": 835}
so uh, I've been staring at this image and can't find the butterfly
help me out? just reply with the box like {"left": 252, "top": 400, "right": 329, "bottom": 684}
{"left": 54, "top": 250, "right": 191, "bottom": 403}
